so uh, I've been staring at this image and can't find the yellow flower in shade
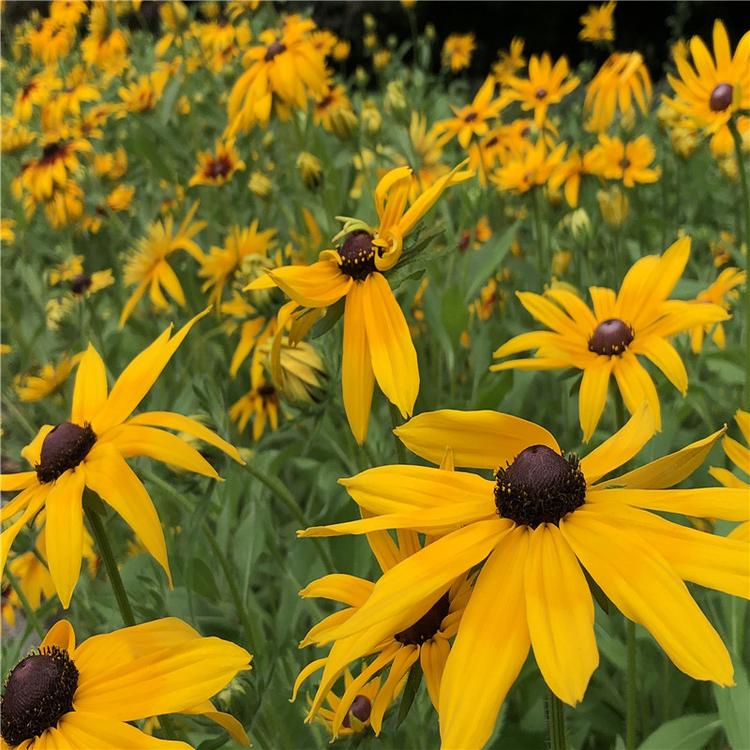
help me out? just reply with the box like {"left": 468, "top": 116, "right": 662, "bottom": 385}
{"left": 578, "top": 1, "right": 616, "bottom": 42}
{"left": 492, "top": 37, "right": 525, "bottom": 84}
{"left": 433, "top": 77, "right": 507, "bottom": 149}
{"left": 106, "top": 184, "right": 135, "bottom": 212}
{"left": 664, "top": 20, "right": 750, "bottom": 134}
{"left": 1, "top": 117, "right": 35, "bottom": 154}
{"left": 587, "top": 134, "right": 660, "bottom": 187}
{"left": 120, "top": 203, "right": 206, "bottom": 327}
{"left": 548, "top": 147, "right": 599, "bottom": 208}
{"left": 0, "top": 311, "right": 244, "bottom": 607}
{"left": 310, "top": 672, "right": 383, "bottom": 739}
{"left": 492, "top": 138, "right": 566, "bottom": 195}
{"left": 294, "top": 530, "right": 471, "bottom": 739}
{"left": 1, "top": 219, "right": 16, "bottom": 244}
{"left": 245, "top": 163, "right": 472, "bottom": 443}
{"left": 118, "top": 69, "right": 169, "bottom": 113}
{"left": 301, "top": 405, "right": 748, "bottom": 750}
{"left": 584, "top": 52, "right": 652, "bottom": 133}
{"left": 266, "top": 338, "right": 326, "bottom": 404}
{"left": 597, "top": 185, "right": 629, "bottom": 227}
{"left": 688, "top": 267, "right": 746, "bottom": 352}
{"left": 189, "top": 137, "right": 246, "bottom": 188}
{"left": 505, "top": 54, "right": 580, "bottom": 127}
{"left": 492, "top": 238, "right": 730, "bottom": 440}
{"left": 14, "top": 353, "right": 83, "bottom": 402}
{"left": 200, "top": 222, "right": 277, "bottom": 306}
{"left": 230, "top": 353, "right": 281, "bottom": 441}
{"left": 296, "top": 151, "right": 323, "bottom": 189}
{"left": 0, "top": 616, "right": 251, "bottom": 748}
{"left": 442, "top": 33, "right": 475, "bottom": 72}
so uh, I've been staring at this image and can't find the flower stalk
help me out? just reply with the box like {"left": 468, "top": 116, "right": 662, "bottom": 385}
{"left": 546, "top": 688, "right": 569, "bottom": 750}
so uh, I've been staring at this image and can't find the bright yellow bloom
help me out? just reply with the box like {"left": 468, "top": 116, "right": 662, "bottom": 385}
{"left": 579, "top": 1, "right": 616, "bottom": 42}
{"left": 49, "top": 0, "right": 87, "bottom": 27}
{"left": 0, "top": 311, "right": 243, "bottom": 607}
{"left": 587, "top": 134, "right": 660, "bottom": 187}
{"left": 548, "top": 147, "right": 599, "bottom": 208}
{"left": 118, "top": 68, "right": 169, "bottom": 113}
{"left": 13, "top": 71, "right": 61, "bottom": 122}
{"left": 25, "top": 18, "right": 74, "bottom": 64}
{"left": 492, "top": 238, "right": 729, "bottom": 440}
{"left": 189, "top": 137, "right": 246, "bottom": 187}
{"left": 107, "top": 184, "right": 135, "bottom": 212}
{"left": 0, "top": 616, "right": 250, "bottom": 748}
{"left": 120, "top": 203, "right": 206, "bottom": 326}
{"left": 81, "top": 4, "right": 130, "bottom": 78}
{"left": 0, "top": 219, "right": 16, "bottom": 244}
{"left": 94, "top": 148, "right": 128, "bottom": 179}
{"left": 1, "top": 117, "right": 35, "bottom": 154}
{"left": 313, "top": 82, "right": 356, "bottom": 136}
{"left": 689, "top": 267, "right": 746, "bottom": 352}
{"left": 442, "top": 33, "right": 475, "bottom": 72}
{"left": 492, "top": 37, "right": 525, "bottom": 84}
{"left": 230, "top": 352, "right": 280, "bottom": 441}
{"left": 309, "top": 672, "right": 383, "bottom": 739}
{"left": 664, "top": 20, "right": 750, "bottom": 134}
{"left": 492, "top": 138, "right": 566, "bottom": 195}
{"left": 246, "top": 163, "right": 472, "bottom": 443}
{"left": 302, "top": 406, "right": 748, "bottom": 750}
{"left": 584, "top": 52, "right": 652, "bottom": 132}
{"left": 505, "top": 53, "right": 580, "bottom": 127}
{"left": 14, "top": 353, "right": 82, "bottom": 402}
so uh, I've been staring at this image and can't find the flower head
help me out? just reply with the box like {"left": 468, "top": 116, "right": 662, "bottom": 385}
{"left": 442, "top": 33, "right": 475, "bottom": 72}
{"left": 189, "top": 137, "right": 246, "bottom": 187}
{"left": 689, "top": 267, "right": 746, "bottom": 352}
{"left": 579, "top": 1, "right": 616, "bottom": 42}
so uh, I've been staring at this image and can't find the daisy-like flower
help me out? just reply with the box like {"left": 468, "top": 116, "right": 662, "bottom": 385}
{"left": 245, "top": 163, "right": 472, "bottom": 443}
{"left": 505, "top": 54, "right": 580, "bottom": 127}
{"left": 442, "top": 33, "right": 475, "bottom": 72}
{"left": 0, "top": 616, "right": 251, "bottom": 749}
{"left": 189, "top": 137, "right": 246, "bottom": 188}
{"left": 14, "top": 353, "right": 82, "bottom": 403}
{"left": 491, "top": 238, "right": 729, "bottom": 440}
{"left": 309, "top": 672, "right": 382, "bottom": 739}
{"left": 49, "top": 254, "right": 114, "bottom": 297}
{"left": 689, "top": 267, "right": 746, "bottom": 352}
{"left": 0, "top": 219, "right": 16, "bottom": 244}
{"left": 492, "top": 137, "right": 567, "bottom": 195}
{"left": 492, "top": 37, "right": 525, "bottom": 84}
{"left": 1, "top": 117, "right": 35, "bottom": 154}
{"left": 294, "top": 529, "right": 471, "bottom": 739}
{"left": 118, "top": 69, "right": 170, "bottom": 114}
{"left": 578, "top": 1, "right": 616, "bottom": 43}
{"left": 312, "top": 82, "right": 356, "bottom": 136}
{"left": 664, "top": 20, "right": 750, "bottom": 134}
{"left": 13, "top": 71, "right": 61, "bottom": 122}
{"left": 230, "top": 353, "right": 281, "bottom": 441}
{"left": 588, "top": 134, "right": 660, "bottom": 187}
{"left": 120, "top": 203, "right": 206, "bottom": 326}
{"left": 106, "top": 184, "right": 136, "bottom": 212}
{"left": 584, "top": 52, "right": 652, "bottom": 133}
{"left": 0, "top": 311, "right": 243, "bottom": 607}
{"left": 548, "top": 147, "right": 599, "bottom": 208}
{"left": 300, "top": 405, "right": 749, "bottom": 750}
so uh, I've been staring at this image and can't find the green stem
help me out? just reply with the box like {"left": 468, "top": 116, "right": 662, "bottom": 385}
{"left": 388, "top": 402, "right": 408, "bottom": 464}
{"left": 626, "top": 618, "right": 637, "bottom": 750}
{"left": 728, "top": 117, "right": 750, "bottom": 410}
{"left": 546, "top": 688, "right": 569, "bottom": 750}
{"left": 532, "top": 186, "right": 547, "bottom": 282}
{"left": 83, "top": 495, "right": 136, "bottom": 627}
{"left": 5, "top": 567, "right": 44, "bottom": 639}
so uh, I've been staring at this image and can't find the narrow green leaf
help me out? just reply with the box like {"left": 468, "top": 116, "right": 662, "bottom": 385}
{"left": 638, "top": 714, "right": 720, "bottom": 750}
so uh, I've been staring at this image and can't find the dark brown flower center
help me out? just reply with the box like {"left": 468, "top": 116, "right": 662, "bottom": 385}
{"left": 342, "top": 694, "right": 372, "bottom": 728}
{"left": 709, "top": 83, "right": 733, "bottom": 112}
{"left": 395, "top": 591, "right": 450, "bottom": 645}
{"left": 588, "top": 318, "right": 634, "bottom": 356}
{"left": 494, "top": 445, "right": 586, "bottom": 528}
{"left": 264, "top": 40, "right": 286, "bottom": 62}
{"left": 339, "top": 231, "right": 376, "bottom": 281}
{"left": 257, "top": 383, "right": 275, "bottom": 398}
{"left": 206, "top": 156, "right": 232, "bottom": 179}
{"left": 1, "top": 647, "right": 79, "bottom": 746}
{"left": 40, "top": 142, "right": 65, "bottom": 164}
{"left": 36, "top": 422, "right": 96, "bottom": 484}
{"left": 464, "top": 111, "right": 478, "bottom": 122}
{"left": 535, "top": 87, "right": 548, "bottom": 100}
{"left": 69, "top": 273, "right": 92, "bottom": 295}
{"left": 619, "top": 157, "right": 631, "bottom": 170}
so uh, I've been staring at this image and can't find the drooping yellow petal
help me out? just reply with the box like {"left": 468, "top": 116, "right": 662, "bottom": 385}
{"left": 560, "top": 505, "right": 734, "bottom": 685}
{"left": 611, "top": 352, "right": 661, "bottom": 429}
{"left": 0, "top": 471, "right": 38, "bottom": 492}
{"left": 299, "top": 574, "right": 374, "bottom": 607}
{"left": 181, "top": 702, "right": 251, "bottom": 747}
{"left": 361, "top": 273, "right": 419, "bottom": 419}
{"left": 394, "top": 409, "right": 560, "bottom": 468}
{"left": 634, "top": 336, "right": 688, "bottom": 395}
{"left": 421, "top": 634, "right": 451, "bottom": 710}
{"left": 578, "top": 359, "right": 614, "bottom": 442}
{"left": 1, "top": 484, "right": 49, "bottom": 573}
{"left": 58, "top": 712, "right": 191, "bottom": 749}
{"left": 71, "top": 345, "right": 108, "bottom": 426}
{"left": 439, "top": 527, "right": 531, "bottom": 750}
{"left": 524, "top": 524, "right": 598, "bottom": 705}
{"left": 341, "top": 280, "right": 375, "bottom": 444}
{"left": 724, "top": 436, "right": 750, "bottom": 476}
{"left": 369, "top": 644, "right": 420, "bottom": 734}
{"left": 267, "top": 261, "right": 352, "bottom": 308}
{"left": 709, "top": 467, "right": 748, "bottom": 489}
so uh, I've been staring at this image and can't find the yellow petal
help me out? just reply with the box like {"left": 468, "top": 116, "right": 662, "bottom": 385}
{"left": 71, "top": 345, "right": 108, "bottom": 426}
{"left": 1, "top": 484, "right": 49, "bottom": 573}
{"left": 182, "top": 702, "right": 250, "bottom": 747}
{"left": 724, "top": 436, "right": 750, "bottom": 476}
{"left": 634, "top": 336, "right": 688, "bottom": 395}
{"left": 268, "top": 261, "right": 351, "bottom": 308}
{"left": 421, "top": 634, "right": 450, "bottom": 710}
{"left": 560, "top": 505, "right": 734, "bottom": 685}
{"left": 369, "top": 645, "right": 419, "bottom": 734}
{"left": 612, "top": 352, "right": 661, "bottom": 430}
{"left": 0, "top": 471, "right": 38, "bottom": 492}
{"left": 394, "top": 409, "right": 560, "bottom": 468}
{"left": 299, "top": 574, "right": 374, "bottom": 607}
{"left": 578, "top": 359, "right": 614, "bottom": 442}
{"left": 41, "top": 619, "right": 76, "bottom": 653}
{"left": 21, "top": 425, "right": 55, "bottom": 468}
{"left": 439, "top": 527, "right": 530, "bottom": 750}
{"left": 709, "top": 466, "right": 748, "bottom": 489}
{"left": 524, "top": 524, "right": 598, "bottom": 705}
{"left": 58, "top": 712, "right": 191, "bottom": 749}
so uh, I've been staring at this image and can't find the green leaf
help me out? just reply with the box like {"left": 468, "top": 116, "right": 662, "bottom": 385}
{"left": 638, "top": 714, "right": 720, "bottom": 750}
{"left": 386, "top": 224, "right": 447, "bottom": 290}
{"left": 441, "top": 285, "right": 469, "bottom": 345}
{"left": 310, "top": 296, "right": 345, "bottom": 339}
{"left": 396, "top": 661, "right": 422, "bottom": 727}
{"left": 713, "top": 660, "right": 750, "bottom": 750}
{"left": 158, "top": 73, "right": 183, "bottom": 125}
{"left": 464, "top": 222, "right": 519, "bottom": 303}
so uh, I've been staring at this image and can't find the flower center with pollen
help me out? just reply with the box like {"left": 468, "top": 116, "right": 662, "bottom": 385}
{"left": 264, "top": 40, "right": 286, "bottom": 61}
{"left": 394, "top": 592, "right": 450, "bottom": 645}
{"left": 36, "top": 421, "right": 96, "bottom": 484}
{"left": 343, "top": 694, "right": 372, "bottom": 728}
{"left": 0, "top": 647, "right": 79, "bottom": 746}
{"left": 535, "top": 87, "right": 548, "bottom": 100}
{"left": 588, "top": 318, "right": 634, "bottom": 356}
{"left": 69, "top": 273, "right": 92, "bottom": 295}
{"left": 709, "top": 83, "right": 733, "bottom": 112}
{"left": 339, "top": 231, "right": 376, "bottom": 281}
{"left": 494, "top": 445, "right": 586, "bottom": 528}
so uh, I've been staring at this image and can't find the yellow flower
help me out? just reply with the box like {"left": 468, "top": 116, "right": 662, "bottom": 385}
{"left": 49, "top": 255, "right": 114, "bottom": 299}
{"left": 106, "top": 184, "right": 135, "bottom": 212}
{"left": 1, "top": 116, "right": 35, "bottom": 153}
{"left": 548, "top": 147, "right": 598, "bottom": 208}
{"left": 14, "top": 353, "right": 82, "bottom": 402}
{"left": 0, "top": 311, "right": 243, "bottom": 607}
{"left": 303, "top": 406, "right": 747, "bottom": 750}
{"left": 296, "top": 151, "right": 323, "bottom": 189}
{"left": 118, "top": 68, "right": 169, "bottom": 113}
{"left": 81, "top": 4, "right": 130, "bottom": 78}
{"left": 189, "top": 137, "right": 246, "bottom": 188}
{"left": 578, "top": 1, "right": 616, "bottom": 42}
{"left": 442, "top": 33, "right": 475, "bottom": 72}
{"left": 505, "top": 53, "right": 580, "bottom": 126}
{"left": 492, "top": 37, "right": 525, "bottom": 84}
{"left": 597, "top": 185, "right": 629, "bottom": 227}
{"left": 0, "top": 616, "right": 250, "bottom": 748}
{"left": 248, "top": 170, "right": 272, "bottom": 198}
{"left": 120, "top": 203, "right": 206, "bottom": 327}
{"left": 587, "top": 134, "right": 660, "bottom": 187}
{"left": 1, "top": 219, "right": 16, "bottom": 244}
{"left": 492, "top": 238, "right": 730, "bottom": 440}
{"left": 313, "top": 82, "right": 356, "bottom": 136}
{"left": 688, "top": 267, "right": 746, "bottom": 352}
{"left": 93, "top": 148, "right": 128, "bottom": 179}
{"left": 230, "top": 352, "right": 280, "bottom": 441}
{"left": 49, "top": 0, "right": 88, "bottom": 27}
{"left": 25, "top": 19, "right": 74, "bottom": 64}
{"left": 309, "top": 672, "right": 383, "bottom": 739}
{"left": 13, "top": 71, "right": 61, "bottom": 122}
{"left": 265, "top": 337, "right": 326, "bottom": 404}
{"left": 245, "top": 163, "right": 472, "bottom": 443}
{"left": 664, "top": 20, "right": 750, "bottom": 134}
{"left": 492, "top": 138, "right": 566, "bottom": 195}
{"left": 584, "top": 52, "right": 652, "bottom": 132}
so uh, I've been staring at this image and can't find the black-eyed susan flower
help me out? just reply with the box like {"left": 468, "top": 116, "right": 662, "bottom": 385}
{"left": 0, "top": 616, "right": 251, "bottom": 748}
{"left": 313, "top": 82, "right": 356, "bottom": 137}
{"left": 588, "top": 134, "right": 660, "bottom": 187}
{"left": 0, "top": 219, "right": 16, "bottom": 244}
{"left": 118, "top": 68, "right": 170, "bottom": 113}
{"left": 492, "top": 37, "right": 525, "bottom": 84}
{"left": 689, "top": 267, "right": 746, "bottom": 352}
{"left": 1, "top": 117, "right": 35, "bottom": 154}
{"left": 245, "top": 162, "right": 472, "bottom": 443}
{"left": 294, "top": 530, "right": 471, "bottom": 739}
{"left": 548, "top": 147, "right": 599, "bottom": 208}
{"left": 230, "top": 353, "right": 281, "bottom": 441}
{"left": 309, "top": 672, "right": 383, "bottom": 739}
{"left": 492, "top": 238, "right": 729, "bottom": 440}
{"left": 505, "top": 53, "right": 580, "bottom": 127}
{"left": 578, "top": 1, "right": 616, "bottom": 43}
{"left": 106, "top": 183, "right": 135, "bottom": 212}
{"left": 492, "top": 137, "right": 567, "bottom": 195}
{"left": 49, "top": 254, "right": 114, "bottom": 297}
{"left": 189, "top": 137, "right": 246, "bottom": 188}
{"left": 441, "top": 33, "right": 475, "bottom": 73}
{"left": 0, "top": 311, "right": 243, "bottom": 607}
{"left": 13, "top": 71, "right": 61, "bottom": 122}
{"left": 120, "top": 203, "right": 206, "bottom": 326}
{"left": 14, "top": 353, "right": 82, "bottom": 403}
{"left": 301, "top": 406, "right": 749, "bottom": 750}
{"left": 664, "top": 20, "right": 750, "bottom": 135}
